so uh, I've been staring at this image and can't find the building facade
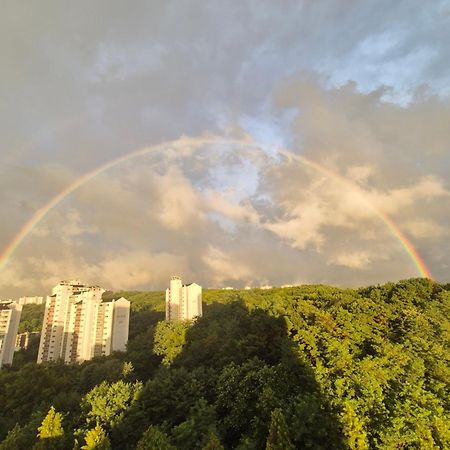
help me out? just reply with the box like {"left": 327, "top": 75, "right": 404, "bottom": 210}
{"left": 37, "top": 280, "right": 130, "bottom": 364}
{"left": 165, "top": 276, "right": 202, "bottom": 321}
{"left": 15, "top": 331, "right": 40, "bottom": 351}
{"left": 0, "top": 301, "right": 22, "bottom": 368}
{"left": 18, "top": 296, "right": 44, "bottom": 305}
{"left": 92, "top": 297, "right": 130, "bottom": 358}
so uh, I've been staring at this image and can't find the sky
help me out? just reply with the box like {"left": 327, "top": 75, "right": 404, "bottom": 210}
{"left": 1, "top": 0, "right": 449, "bottom": 298}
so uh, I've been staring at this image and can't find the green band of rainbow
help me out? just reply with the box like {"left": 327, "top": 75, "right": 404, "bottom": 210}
{"left": 0, "top": 136, "right": 433, "bottom": 279}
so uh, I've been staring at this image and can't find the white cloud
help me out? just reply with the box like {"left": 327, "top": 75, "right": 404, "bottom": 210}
{"left": 346, "top": 165, "right": 374, "bottom": 184}
{"left": 329, "top": 251, "right": 372, "bottom": 269}
{"left": 151, "top": 166, "right": 205, "bottom": 231}
{"left": 403, "top": 220, "right": 449, "bottom": 239}
{"left": 264, "top": 201, "right": 326, "bottom": 250}
{"left": 204, "top": 191, "right": 260, "bottom": 226}
{"left": 93, "top": 250, "right": 189, "bottom": 290}
{"left": 202, "top": 246, "right": 254, "bottom": 286}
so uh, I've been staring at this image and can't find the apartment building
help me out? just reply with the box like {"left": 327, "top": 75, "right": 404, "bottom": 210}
{"left": 92, "top": 297, "right": 130, "bottom": 358}
{"left": 15, "top": 331, "right": 40, "bottom": 351}
{"left": 37, "top": 280, "right": 130, "bottom": 364}
{"left": 18, "top": 296, "right": 44, "bottom": 305}
{"left": 0, "top": 301, "right": 22, "bottom": 368}
{"left": 165, "top": 276, "right": 202, "bottom": 321}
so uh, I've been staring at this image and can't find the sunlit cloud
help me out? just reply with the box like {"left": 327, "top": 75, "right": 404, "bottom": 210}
{"left": 0, "top": 1, "right": 449, "bottom": 297}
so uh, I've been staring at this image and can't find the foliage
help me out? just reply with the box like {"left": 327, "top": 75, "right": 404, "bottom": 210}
{"left": 1, "top": 278, "right": 449, "bottom": 450}
{"left": 136, "top": 426, "right": 176, "bottom": 450}
{"left": 173, "top": 302, "right": 289, "bottom": 369}
{"left": 12, "top": 336, "right": 41, "bottom": 368}
{"left": 0, "top": 424, "right": 24, "bottom": 450}
{"left": 0, "top": 362, "right": 81, "bottom": 439}
{"left": 265, "top": 409, "right": 294, "bottom": 450}
{"left": 153, "top": 320, "right": 191, "bottom": 366}
{"left": 0, "top": 413, "right": 43, "bottom": 450}
{"left": 77, "top": 358, "right": 125, "bottom": 393}
{"left": 36, "top": 407, "right": 64, "bottom": 439}
{"left": 81, "top": 424, "right": 110, "bottom": 450}
{"left": 33, "top": 406, "right": 65, "bottom": 449}
{"left": 81, "top": 380, "right": 142, "bottom": 430}
{"left": 171, "top": 398, "right": 217, "bottom": 449}
{"left": 122, "top": 361, "right": 134, "bottom": 379}
{"left": 18, "top": 304, "right": 45, "bottom": 333}
{"left": 102, "top": 290, "right": 165, "bottom": 313}
{"left": 202, "top": 432, "right": 224, "bottom": 450}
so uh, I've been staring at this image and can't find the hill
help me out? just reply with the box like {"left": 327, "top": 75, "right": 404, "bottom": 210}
{"left": 0, "top": 278, "right": 449, "bottom": 449}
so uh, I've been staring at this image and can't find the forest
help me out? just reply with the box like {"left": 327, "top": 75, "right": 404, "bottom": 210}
{"left": 0, "top": 278, "right": 449, "bottom": 449}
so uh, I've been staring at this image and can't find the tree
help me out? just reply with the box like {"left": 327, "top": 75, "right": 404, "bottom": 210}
{"left": 1, "top": 280, "right": 449, "bottom": 449}
{"left": 113, "top": 366, "right": 217, "bottom": 449}
{"left": 122, "top": 361, "right": 134, "bottom": 379}
{"left": 136, "top": 426, "right": 175, "bottom": 450}
{"left": 215, "top": 358, "right": 280, "bottom": 447}
{"left": 0, "top": 424, "right": 22, "bottom": 450}
{"left": 81, "top": 380, "right": 142, "bottom": 430}
{"left": 153, "top": 320, "right": 191, "bottom": 366}
{"left": 0, "top": 362, "right": 80, "bottom": 441}
{"left": 0, "top": 413, "right": 44, "bottom": 450}
{"left": 37, "top": 407, "right": 64, "bottom": 440}
{"left": 171, "top": 398, "right": 217, "bottom": 449}
{"left": 340, "top": 403, "right": 368, "bottom": 450}
{"left": 202, "top": 432, "right": 224, "bottom": 450}
{"left": 34, "top": 406, "right": 65, "bottom": 449}
{"left": 265, "top": 409, "right": 294, "bottom": 450}
{"left": 81, "top": 424, "right": 110, "bottom": 450}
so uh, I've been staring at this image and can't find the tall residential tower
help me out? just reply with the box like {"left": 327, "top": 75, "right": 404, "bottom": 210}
{"left": 165, "top": 276, "right": 202, "bottom": 321}
{"left": 0, "top": 301, "right": 22, "bottom": 368}
{"left": 37, "top": 280, "right": 130, "bottom": 364}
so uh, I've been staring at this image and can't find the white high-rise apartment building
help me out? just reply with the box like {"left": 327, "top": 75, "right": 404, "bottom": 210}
{"left": 166, "top": 276, "right": 202, "bottom": 321}
{"left": 0, "top": 301, "right": 22, "bottom": 368}
{"left": 92, "top": 297, "right": 130, "bottom": 358}
{"left": 37, "top": 280, "right": 130, "bottom": 364}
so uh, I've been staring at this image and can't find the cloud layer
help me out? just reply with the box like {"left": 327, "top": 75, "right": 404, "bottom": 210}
{"left": 1, "top": 1, "right": 449, "bottom": 297}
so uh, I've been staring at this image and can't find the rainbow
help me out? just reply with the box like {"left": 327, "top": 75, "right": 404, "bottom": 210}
{"left": 0, "top": 135, "right": 210, "bottom": 271}
{"left": 0, "top": 136, "right": 433, "bottom": 279}
{"left": 278, "top": 150, "right": 432, "bottom": 279}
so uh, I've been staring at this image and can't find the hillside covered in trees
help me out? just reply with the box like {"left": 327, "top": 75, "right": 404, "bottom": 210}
{"left": 0, "top": 278, "right": 449, "bottom": 449}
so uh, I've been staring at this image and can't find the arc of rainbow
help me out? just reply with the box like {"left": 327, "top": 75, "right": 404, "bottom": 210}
{"left": 0, "top": 136, "right": 197, "bottom": 271}
{"left": 0, "top": 136, "right": 432, "bottom": 279}
{"left": 278, "top": 149, "right": 432, "bottom": 279}
{"left": 0, "top": 135, "right": 248, "bottom": 271}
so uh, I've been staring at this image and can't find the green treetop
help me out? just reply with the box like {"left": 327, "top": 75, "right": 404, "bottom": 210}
{"left": 136, "top": 426, "right": 176, "bottom": 450}
{"left": 202, "top": 431, "right": 224, "bottom": 450}
{"left": 266, "top": 408, "right": 294, "bottom": 450}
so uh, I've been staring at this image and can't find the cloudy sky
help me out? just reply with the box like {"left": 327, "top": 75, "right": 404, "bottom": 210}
{"left": 1, "top": 1, "right": 449, "bottom": 297}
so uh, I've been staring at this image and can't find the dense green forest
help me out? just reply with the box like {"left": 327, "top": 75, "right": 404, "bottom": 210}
{"left": 0, "top": 278, "right": 449, "bottom": 449}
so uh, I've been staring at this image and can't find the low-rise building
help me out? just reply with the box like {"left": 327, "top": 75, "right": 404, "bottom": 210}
{"left": 15, "top": 331, "right": 40, "bottom": 351}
